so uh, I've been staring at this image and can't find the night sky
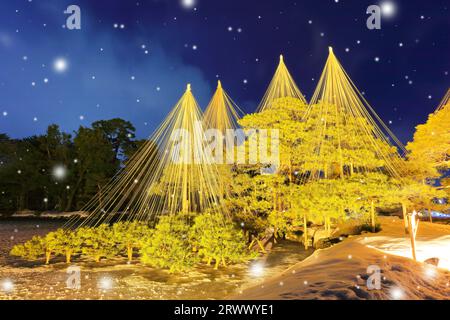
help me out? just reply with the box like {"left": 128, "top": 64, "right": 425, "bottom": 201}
{"left": 0, "top": 0, "right": 448, "bottom": 143}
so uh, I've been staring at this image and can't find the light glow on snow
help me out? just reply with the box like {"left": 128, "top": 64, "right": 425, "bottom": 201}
{"left": 1, "top": 279, "right": 14, "bottom": 292}
{"left": 98, "top": 276, "right": 113, "bottom": 290}
{"left": 390, "top": 286, "right": 404, "bottom": 300}
{"left": 249, "top": 262, "right": 265, "bottom": 277}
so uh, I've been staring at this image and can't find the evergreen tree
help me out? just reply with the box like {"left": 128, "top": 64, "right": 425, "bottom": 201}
{"left": 112, "top": 221, "right": 151, "bottom": 262}
{"left": 10, "top": 236, "right": 45, "bottom": 262}
{"left": 406, "top": 103, "right": 450, "bottom": 178}
{"left": 140, "top": 215, "right": 195, "bottom": 273}
{"left": 190, "top": 212, "right": 255, "bottom": 269}
{"left": 78, "top": 225, "right": 118, "bottom": 262}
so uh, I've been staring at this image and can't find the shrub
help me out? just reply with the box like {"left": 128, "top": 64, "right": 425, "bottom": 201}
{"left": 112, "top": 221, "right": 152, "bottom": 262}
{"left": 49, "top": 229, "right": 83, "bottom": 263}
{"left": 78, "top": 225, "right": 118, "bottom": 262}
{"left": 190, "top": 212, "right": 257, "bottom": 269}
{"left": 10, "top": 236, "right": 45, "bottom": 262}
{"left": 140, "top": 215, "right": 195, "bottom": 273}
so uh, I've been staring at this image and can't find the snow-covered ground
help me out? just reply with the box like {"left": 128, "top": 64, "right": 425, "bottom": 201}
{"left": 233, "top": 217, "right": 450, "bottom": 300}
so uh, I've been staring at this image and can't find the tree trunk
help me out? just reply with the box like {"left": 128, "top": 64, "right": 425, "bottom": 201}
{"left": 428, "top": 208, "right": 433, "bottom": 223}
{"left": 98, "top": 184, "right": 103, "bottom": 209}
{"left": 207, "top": 257, "right": 212, "bottom": 266}
{"left": 371, "top": 200, "right": 376, "bottom": 233}
{"left": 401, "top": 202, "right": 409, "bottom": 234}
{"left": 45, "top": 250, "right": 51, "bottom": 264}
{"left": 256, "top": 239, "right": 266, "bottom": 253}
{"left": 248, "top": 238, "right": 255, "bottom": 250}
{"left": 214, "top": 259, "right": 220, "bottom": 270}
{"left": 327, "top": 216, "right": 331, "bottom": 235}
{"left": 303, "top": 212, "right": 308, "bottom": 250}
{"left": 289, "top": 157, "right": 293, "bottom": 182}
{"left": 127, "top": 245, "right": 133, "bottom": 262}
{"left": 66, "top": 250, "right": 72, "bottom": 264}
{"left": 65, "top": 171, "right": 85, "bottom": 211}
{"left": 221, "top": 256, "right": 227, "bottom": 268}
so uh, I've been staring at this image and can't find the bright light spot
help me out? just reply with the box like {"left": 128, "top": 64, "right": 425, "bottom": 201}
{"left": 1, "top": 279, "right": 14, "bottom": 292}
{"left": 52, "top": 165, "right": 67, "bottom": 181}
{"left": 98, "top": 276, "right": 113, "bottom": 290}
{"left": 53, "top": 58, "right": 68, "bottom": 73}
{"left": 2, "top": 111, "right": 7, "bottom": 117}
{"left": 390, "top": 287, "right": 404, "bottom": 300}
{"left": 181, "top": 0, "right": 195, "bottom": 9}
{"left": 43, "top": 198, "right": 48, "bottom": 203}
{"left": 249, "top": 262, "right": 265, "bottom": 277}
{"left": 424, "top": 265, "right": 437, "bottom": 279}
{"left": 374, "top": 57, "right": 380, "bottom": 62}
{"left": 381, "top": 1, "right": 396, "bottom": 17}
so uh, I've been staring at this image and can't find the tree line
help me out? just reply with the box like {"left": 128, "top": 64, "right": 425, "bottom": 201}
{"left": 0, "top": 118, "right": 145, "bottom": 214}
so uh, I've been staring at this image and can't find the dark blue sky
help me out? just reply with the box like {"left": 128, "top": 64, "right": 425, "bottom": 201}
{"left": 0, "top": 0, "right": 448, "bottom": 143}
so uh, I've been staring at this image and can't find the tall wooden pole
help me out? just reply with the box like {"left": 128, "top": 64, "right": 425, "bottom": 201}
{"left": 401, "top": 202, "right": 409, "bottom": 234}
{"left": 408, "top": 210, "right": 419, "bottom": 261}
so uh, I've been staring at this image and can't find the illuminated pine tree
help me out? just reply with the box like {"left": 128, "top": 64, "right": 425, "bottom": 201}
{"left": 291, "top": 47, "right": 405, "bottom": 235}
{"left": 257, "top": 55, "right": 307, "bottom": 112}
{"left": 140, "top": 215, "right": 196, "bottom": 273}
{"left": 68, "top": 84, "right": 227, "bottom": 227}
{"left": 112, "top": 221, "right": 152, "bottom": 262}
{"left": 190, "top": 212, "right": 255, "bottom": 269}
{"left": 239, "top": 97, "right": 309, "bottom": 181}
{"left": 78, "top": 225, "right": 118, "bottom": 262}
{"left": 406, "top": 93, "right": 450, "bottom": 179}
